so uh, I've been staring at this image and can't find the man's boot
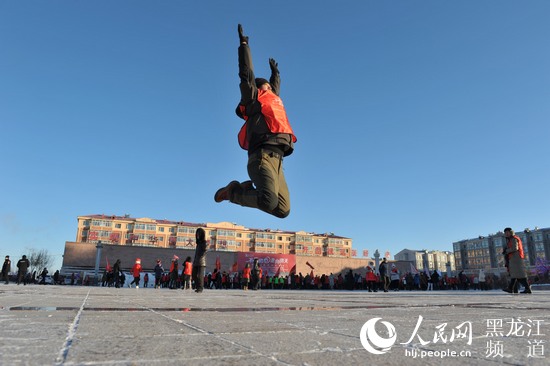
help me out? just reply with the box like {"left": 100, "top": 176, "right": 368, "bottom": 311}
{"left": 502, "top": 279, "right": 518, "bottom": 294}
{"left": 520, "top": 278, "right": 532, "bottom": 294}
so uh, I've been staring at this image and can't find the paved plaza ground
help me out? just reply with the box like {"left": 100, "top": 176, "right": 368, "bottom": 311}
{"left": 1, "top": 284, "right": 549, "bottom": 366}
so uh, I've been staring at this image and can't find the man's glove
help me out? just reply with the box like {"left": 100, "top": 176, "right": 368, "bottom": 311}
{"left": 238, "top": 24, "right": 248, "bottom": 44}
{"left": 269, "top": 58, "right": 279, "bottom": 74}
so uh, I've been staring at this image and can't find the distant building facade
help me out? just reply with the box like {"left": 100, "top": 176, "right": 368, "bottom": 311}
{"left": 394, "top": 249, "right": 455, "bottom": 274}
{"left": 76, "top": 214, "right": 353, "bottom": 258}
{"left": 453, "top": 227, "right": 550, "bottom": 275}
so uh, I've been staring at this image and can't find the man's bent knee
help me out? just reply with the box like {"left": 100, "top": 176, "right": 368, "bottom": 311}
{"left": 273, "top": 209, "right": 290, "bottom": 219}
{"left": 257, "top": 192, "right": 290, "bottom": 218}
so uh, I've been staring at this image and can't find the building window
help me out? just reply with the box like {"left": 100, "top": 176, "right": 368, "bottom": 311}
{"left": 218, "top": 230, "right": 236, "bottom": 237}
{"left": 328, "top": 238, "right": 342, "bottom": 245}
{"left": 92, "top": 219, "right": 112, "bottom": 227}
{"left": 178, "top": 227, "right": 196, "bottom": 234}
{"left": 159, "top": 227, "right": 165, "bottom": 232}
{"left": 115, "top": 223, "right": 121, "bottom": 229}
{"left": 256, "top": 233, "right": 274, "bottom": 240}
{"left": 296, "top": 235, "right": 312, "bottom": 243}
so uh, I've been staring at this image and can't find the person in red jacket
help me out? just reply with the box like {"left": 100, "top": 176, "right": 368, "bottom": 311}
{"left": 242, "top": 263, "right": 251, "bottom": 291}
{"left": 214, "top": 24, "right": 297, "bottom": 219}
{"left": 130, "top": 258, "right": 142, "bottom": 289}
{"left": 502, "top": 227, "right": 532, "bottom": 294}
{"left": 365, "top": 266, "right": 378, "bottom": 292}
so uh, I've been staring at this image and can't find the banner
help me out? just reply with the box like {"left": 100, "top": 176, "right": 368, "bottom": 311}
{"left": 237, "top": 252, "right": 296, "bottom": 277}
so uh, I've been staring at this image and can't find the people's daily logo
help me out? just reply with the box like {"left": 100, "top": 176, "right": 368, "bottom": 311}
{"left": 360, "top": 316, "right": 545, "bottom": 360}
{"left": 360, "top": 317, "right": 397, "bottom": 354}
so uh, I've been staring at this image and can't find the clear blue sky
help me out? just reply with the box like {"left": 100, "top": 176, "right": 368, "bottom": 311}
{"left": 2, "top": 1, "right": 549, "bottom": 271}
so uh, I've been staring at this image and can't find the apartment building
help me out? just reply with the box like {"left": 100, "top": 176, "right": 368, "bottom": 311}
{"left": 394, "top": 249, "right": 455, "bottom": 274}
{"left": 76, "top": 214, "right": 353, "bottom": 258}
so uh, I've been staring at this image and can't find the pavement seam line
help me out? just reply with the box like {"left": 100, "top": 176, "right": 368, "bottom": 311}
{"left": 143, "top": 306, "right": 294, "bottom": 365}
{"left": 55, "top": 289, "right": 90, "bottom": 365}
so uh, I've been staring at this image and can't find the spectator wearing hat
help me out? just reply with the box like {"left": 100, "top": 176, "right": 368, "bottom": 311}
{"left": 16, "top": 255, "right": 30, "bottom": 285}
{"left": 154, "top": 260, "right": 164, "bottom": 289}
{"left": 389, "top": 264, "right": 400, "bottom": 291}
{"left": 2, "top": 255, "right": 11, "bottom": 284}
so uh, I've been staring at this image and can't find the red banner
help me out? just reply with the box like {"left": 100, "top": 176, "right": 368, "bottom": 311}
{"left": 237, "top": 252, "right": 296, "bottom": 277}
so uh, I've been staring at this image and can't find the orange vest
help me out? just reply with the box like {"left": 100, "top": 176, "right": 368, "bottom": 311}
{"left": 238, "top": 89, "right": 296, "bottom": 150}
{"left": 507, "top": 235, "right": 525, "bottom": 259}
{"left": 183, "top": 262, "right": 192, "bottom": 276}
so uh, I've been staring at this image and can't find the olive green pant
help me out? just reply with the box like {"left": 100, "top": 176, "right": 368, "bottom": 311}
{"left": 230, "top": 148, "right": 290, "bottom": 218}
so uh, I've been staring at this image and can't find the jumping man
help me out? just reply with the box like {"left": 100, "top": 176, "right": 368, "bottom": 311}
{"left": 214, "top": 24, "right": 297, "bottom": 218}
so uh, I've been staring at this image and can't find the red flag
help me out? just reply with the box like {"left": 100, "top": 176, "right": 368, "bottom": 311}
{"left": 216, "top": 255, "right": 221, "bottom": 271}
{"left": 305, "top": 261, "right": 315, "bottom": 270}
{"left": 410, "top": 263, "right": 419, "bottom": 275}
{"left": 105, "top": 256, "right": 112, "bottom": 272}
{"left": 274, "top": 266, "right": 281, "bottom": 277}
{"left": 289, "top": 264, "right": 296, "bottom": 274}
{"left": 231, "top": 262, "right": 238, "bottom": 272}
{"left": 310, "top": 270, "right": 314, "bottom": 278}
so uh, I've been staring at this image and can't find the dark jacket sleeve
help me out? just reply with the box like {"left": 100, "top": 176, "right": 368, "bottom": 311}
{"left": 269, "top": 68, "right": 280, "bottom": 96}
{"left": 238, "top": 44, "right": 258, "bottom": 106}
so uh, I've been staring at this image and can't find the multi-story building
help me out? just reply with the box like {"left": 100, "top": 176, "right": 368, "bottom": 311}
{"left": 76, "top": 214, "right": 353, "bottom": 258}
{"left": 394, "top": 249, "right": 455, "bottom": 274}
{"left": 453, "top": 227, "right": 550, "bottom": 275}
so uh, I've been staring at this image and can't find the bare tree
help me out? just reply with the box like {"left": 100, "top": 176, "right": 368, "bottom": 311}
{"left": 25, "top": 248, "right": 54, "bottom": 275}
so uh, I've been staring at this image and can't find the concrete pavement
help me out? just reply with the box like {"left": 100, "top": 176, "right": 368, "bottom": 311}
{"left": 1, "top": 284, "right": 549, "bottom": 366}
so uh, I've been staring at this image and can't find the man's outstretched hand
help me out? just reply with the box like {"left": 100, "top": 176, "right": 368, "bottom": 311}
{"left": 269, "top": 58, "right": 279, "bottom": 74}
{"left": 238, "top": 24, "right": 248, "bottom": 44}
